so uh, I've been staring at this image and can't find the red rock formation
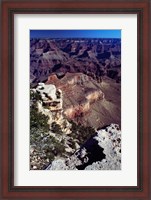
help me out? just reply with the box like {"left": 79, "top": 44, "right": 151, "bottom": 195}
{"left": 46, "top": 73, "right": 105, "bottom": 125}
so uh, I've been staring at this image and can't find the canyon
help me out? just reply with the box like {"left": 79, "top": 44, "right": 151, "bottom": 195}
{"left": 30, "top": 38, "right": 121, "bottom": 170}
{"left": 30, "top": 38, "right": 121, "bottom": 86}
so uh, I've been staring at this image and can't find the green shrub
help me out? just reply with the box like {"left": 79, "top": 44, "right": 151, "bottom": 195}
{"left": 30, "top": 105, "right": 49, "bottom": 132}
{"left": 70, "top": 120, "right": 95, "bottom": 145}
{"left": 51, "top": 122, "right": 63, "bottom": 134}
{"left": 30, "top": 90, "right": 41, "bottom": 101}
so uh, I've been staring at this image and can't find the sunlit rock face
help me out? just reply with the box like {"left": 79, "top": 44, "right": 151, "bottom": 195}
{"left": 64, "top": 89, "right": 104, "bottom": 120}
{"left": 37, "top": 83, "right": 57, "bottom": 100}
{"left": 36, "top": 82, "right": 63, "bottom": 111}
{"left": 86, "top": 123, "right": 121, "bottom": 170}
{"left": 31, "top": 83, "right": 65, "bottom": 125}
{"left": 85, "top": 89, "right": 104, "bottom": 103}
{"left": 46, "top": 124, "right": 121, "bottom": 170}
{"left": 64, "top": 101, "right": 90, "bottom": 121}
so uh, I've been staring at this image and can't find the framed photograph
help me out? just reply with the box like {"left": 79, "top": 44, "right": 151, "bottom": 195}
{"left": 1, "top": 0, "right": 150, "bottom": 199}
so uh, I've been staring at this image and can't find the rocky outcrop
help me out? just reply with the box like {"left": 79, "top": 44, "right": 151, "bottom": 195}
{"left": 31, "top": 83, "right": 67, "bottom": 128}
{"left": 30, "top": 83, "right": 73, "bottom": 170}
{"left": 46, "top": 124, "right": 121, "bottom": 170}
{"left": 86, "top": 123, "right": 121, "bottom": 170}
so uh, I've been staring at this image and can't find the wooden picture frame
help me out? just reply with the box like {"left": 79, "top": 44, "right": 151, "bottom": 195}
{"left": 1, "top": 0, "right": 150, "bottom": 199}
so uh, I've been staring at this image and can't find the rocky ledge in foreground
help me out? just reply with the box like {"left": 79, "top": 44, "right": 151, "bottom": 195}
{"left": 46, "top": 123, "right": 121, "bottom": 170}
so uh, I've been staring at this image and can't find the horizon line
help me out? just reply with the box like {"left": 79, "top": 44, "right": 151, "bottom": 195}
{"left": 30, "top": 37, "right": 121, "bottom": 39}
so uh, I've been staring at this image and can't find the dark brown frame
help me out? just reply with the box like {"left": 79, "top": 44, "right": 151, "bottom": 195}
{"left": 1, "top": 0, "right": 150, "bottom": 199}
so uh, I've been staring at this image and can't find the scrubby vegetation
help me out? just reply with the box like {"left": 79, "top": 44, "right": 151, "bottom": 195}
{"left": 30, "top": 91, "right": 65, "bottom": 170}
{"left": 30, "top": 127, "right": 66, "bottom": 169}
{"left": 51, "top": 122, "right": 63, "bottom": 134}
{"left": 30, "top": 106, "right": 50, "bottom": 132}
{"left": 70, "top": 120, "right": 96, "bottom": 145}
{"left": 30, "top": 90, "right": 97, "bottom": 170}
